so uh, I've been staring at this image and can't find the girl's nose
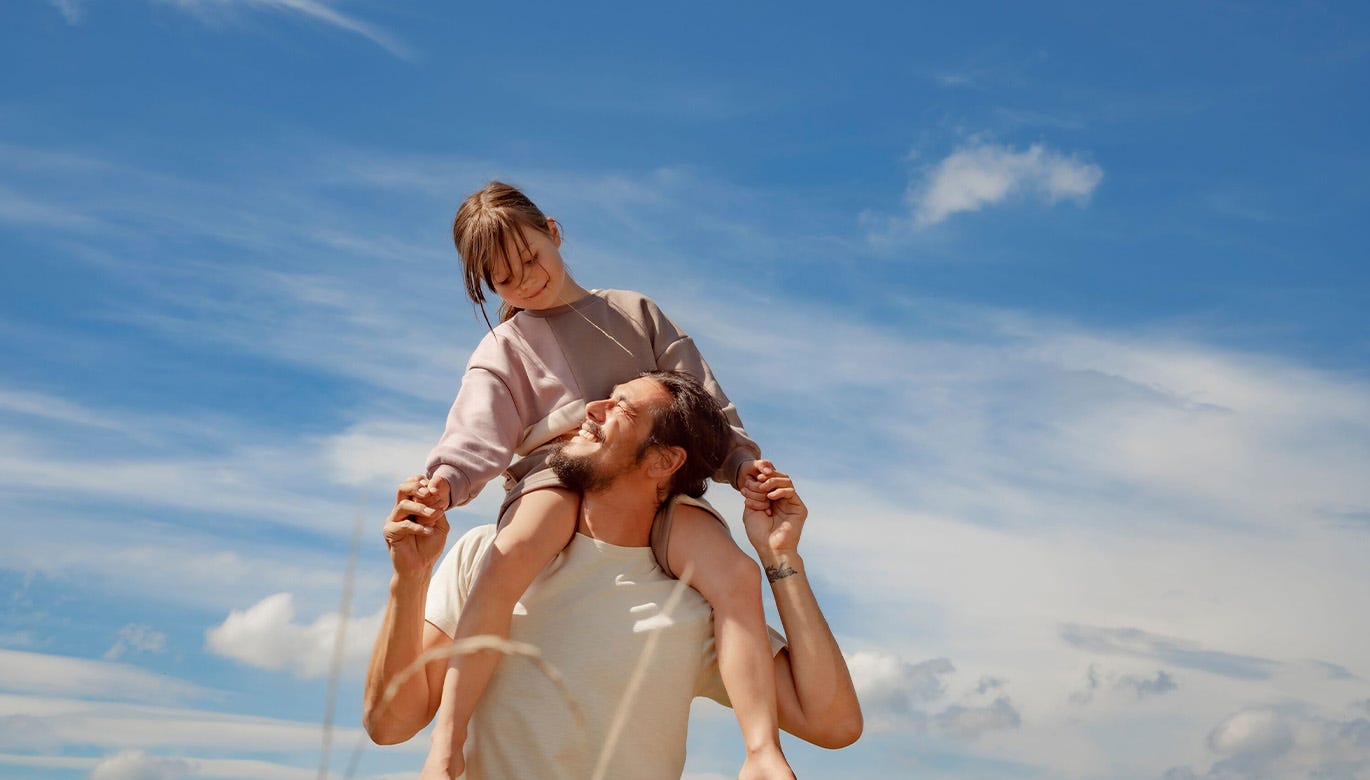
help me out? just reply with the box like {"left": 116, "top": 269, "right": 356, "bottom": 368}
{"left": 520, "top": 267, "right": 541, "bottom": 292}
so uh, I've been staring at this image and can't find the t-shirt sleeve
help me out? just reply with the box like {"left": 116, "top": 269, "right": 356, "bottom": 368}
{"left": 694, "top": 625, "right": 789, "bottom": 706}
{"left": 642, "top": 296, "right": 762, "bottom": 488}
{"left": 424, "top": 526, "right": 498, "bottom": 637}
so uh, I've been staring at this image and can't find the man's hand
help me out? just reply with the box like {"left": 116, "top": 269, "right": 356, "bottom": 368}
{"left": 384, "top": 475, "right": 450, "bottom": 580}
{"left": 739, "top": 465, "right": 807, "bottom": 566}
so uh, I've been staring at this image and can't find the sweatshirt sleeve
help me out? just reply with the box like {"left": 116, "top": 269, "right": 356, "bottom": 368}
{"left": 641, "top": 296, "right": 761, "bottom": 489}
{"left": 425, "top": 338, "right": 528, "bottom": 508}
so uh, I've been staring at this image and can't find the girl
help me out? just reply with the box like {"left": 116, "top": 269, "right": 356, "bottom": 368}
{"left": 416, "top": 182, "right": 793, "bottom": 780}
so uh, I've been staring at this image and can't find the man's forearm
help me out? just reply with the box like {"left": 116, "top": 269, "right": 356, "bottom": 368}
{"left": 363, "top": 573, "right": 439, "bottom": 744}
{"left": 765, "top": 550, "right": 863, "bottom": 748}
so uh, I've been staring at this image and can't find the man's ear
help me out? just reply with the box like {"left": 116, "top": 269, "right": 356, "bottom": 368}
{"left": 648, "top": 444, "right": 687, "bottom": 480}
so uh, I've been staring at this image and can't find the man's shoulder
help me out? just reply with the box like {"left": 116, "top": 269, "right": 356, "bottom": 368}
{"left": 455, "top": 523, "right": 497, "bottom": 554}
{"left": 439, "top": 524, "right": 498, "bottom": 580}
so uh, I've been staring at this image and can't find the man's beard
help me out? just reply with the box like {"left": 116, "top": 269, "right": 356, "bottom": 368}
{"left": 548, "top": 442, "right": 615, "bottom": 493}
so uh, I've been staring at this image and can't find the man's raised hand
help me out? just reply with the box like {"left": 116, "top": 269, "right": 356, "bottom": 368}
{"left": 383, "top": 475, "right": 450, "bottom": 579}
{"left": 740, "top": 466, "right": 807, "bottom": 563}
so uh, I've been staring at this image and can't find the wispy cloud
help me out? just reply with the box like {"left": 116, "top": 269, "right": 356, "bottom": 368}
{"left": 0, "top": 649, "right": 209, "bottom": 703}
{"left": 0, "top": 751, "right": 350, "bottom": 780}
{"left": 0, "top": 509, "right": 386, "bottom": 617}
{"left": 45, "top": 0, "right": 83, "bottom": 24}
{"left": 44, "top": 0, "right": 408, "bottom": 57}
{"left": 0, "top": 184, "right": 99, "bottom": 230}
{"left": 1070, "top": 663, "right": 1179, "bottom": 705}
{"left": 0, "top": 387, "right": 133, "bottom": 432}
{"left": 873, "top": 141, "right": 1103, "bottom": 233}
{"left": 103, "top": 625, "right": 169, "bottom": 661}
{"left": 934, "top": 697, "right": 1021, "bottom": 739}
{"left": 1060, "top": 624, "right": 1280, "bottom": 681}
{"left": 1122, "top": 670, "right": 1178, "bottom": 698}
{"left": 0, "top": 692, "right": 424, "bottom": 754}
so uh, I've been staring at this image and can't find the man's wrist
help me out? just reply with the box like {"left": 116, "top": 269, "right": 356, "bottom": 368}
{"left": 390, "top": 570, "right": 430, "bottom": 596}
{"left": 761, "top": 552, "right": 802, "bottom": 584}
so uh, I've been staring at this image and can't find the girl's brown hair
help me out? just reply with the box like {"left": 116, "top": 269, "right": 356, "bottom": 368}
{"left": 452, "top": 181, "right": 557, "bottom": 323}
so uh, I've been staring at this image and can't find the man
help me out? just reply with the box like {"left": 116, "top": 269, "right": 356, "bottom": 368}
{"left": 364, "top": 370, "right": 861, "bottom": 779}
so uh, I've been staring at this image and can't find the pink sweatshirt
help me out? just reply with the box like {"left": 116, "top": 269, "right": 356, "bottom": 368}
{"left": 426, "top": 289, "right": 760, "bottom": 508}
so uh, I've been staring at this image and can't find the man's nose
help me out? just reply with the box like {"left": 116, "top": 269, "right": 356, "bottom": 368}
{"left": 586, "top": 399, "right": 609, "bottom": 421}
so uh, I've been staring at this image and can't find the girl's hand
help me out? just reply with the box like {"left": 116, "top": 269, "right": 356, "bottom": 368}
{"left": 740, "top": 468, "right": 807, "bottom": 560}
{"left": 737, "top": 459, "right": 776, "bottom": 512}
{"left": 415, "top": 475, "right": 452, "bottom": 511}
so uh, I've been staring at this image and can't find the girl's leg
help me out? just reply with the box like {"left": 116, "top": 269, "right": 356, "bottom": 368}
{"left": 666, "top": 504, "right": 795, "bottom": 780}
{"left": 422, "top": 487, "right": 577, "bottom": 780}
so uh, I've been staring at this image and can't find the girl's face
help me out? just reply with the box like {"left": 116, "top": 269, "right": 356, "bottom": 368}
{"left": 490, "top": 220, "right": 573, "bottom": 312}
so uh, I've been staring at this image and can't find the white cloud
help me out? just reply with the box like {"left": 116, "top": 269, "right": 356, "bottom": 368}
{"left": 846, "top": 651, "right": 953, "bottom": 731}
{"left": 104, "top": 625, "right": 169, "bottom": 661}
{"left": 1166, "top": 704, "right": 1370, "bottom": 778}
{"left": 0, "top": 649, "right": 208, "bottom": 703}
{"left": 205, "top": 593, "right": 382, "bottom": 679}
{"left": 91, "top": 750, "right": 196, "bottom": 780}
{"left": 894, "top": 141, "right": 1102, "bottom": 229}
{"left": 845, "top": 649, "right": 1024, "bottom": 741}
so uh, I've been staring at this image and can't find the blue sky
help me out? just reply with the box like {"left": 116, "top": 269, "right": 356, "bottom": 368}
{"left": 3, "top": 1, "right": 1369, "bottom": 778}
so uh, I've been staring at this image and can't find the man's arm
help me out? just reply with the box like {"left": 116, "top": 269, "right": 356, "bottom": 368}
{"left": 741, "top": 465, "right": 863, "bottom": 749}
{"left": 362, "top": 477, "right": 453, "bottom": 744}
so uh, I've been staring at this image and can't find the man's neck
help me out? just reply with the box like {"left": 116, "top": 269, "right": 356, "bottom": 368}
{"left": 577, "top": 480, "right": 662, "bottom": 547}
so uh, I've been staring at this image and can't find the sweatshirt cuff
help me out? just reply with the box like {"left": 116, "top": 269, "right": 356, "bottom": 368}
{"left": 721, "top": 449, "right": 756, "bottom": 490}
{"left": 429, "top": 465, "right": 469, "bottom": 509}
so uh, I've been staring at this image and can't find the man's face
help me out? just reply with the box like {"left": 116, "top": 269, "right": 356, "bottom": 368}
{"left": 549, "top": 377, "right": 669, "bottom": 493}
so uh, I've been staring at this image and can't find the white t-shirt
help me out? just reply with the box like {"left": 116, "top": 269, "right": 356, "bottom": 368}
{"left": 426, "top": 525, "right": 783, "bottom": 780}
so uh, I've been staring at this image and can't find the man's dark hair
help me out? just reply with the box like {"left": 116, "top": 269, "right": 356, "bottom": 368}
{"left": 638, "top": 370, "right": 731, "bottom": 499}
